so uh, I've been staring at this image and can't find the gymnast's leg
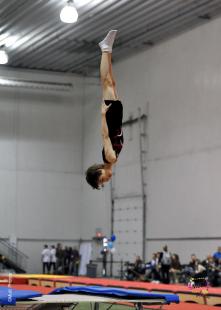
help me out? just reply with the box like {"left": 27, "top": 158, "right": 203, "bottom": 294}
{"left": 99, "top": 30, "right": 118, "bottom": 100}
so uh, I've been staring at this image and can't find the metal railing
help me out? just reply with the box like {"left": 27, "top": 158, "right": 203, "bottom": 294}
{"left": 90, "top": 259, "right": 124, "bottom": 279}
{"left": 0, "top": 239, "right": 28, "bottom": 272}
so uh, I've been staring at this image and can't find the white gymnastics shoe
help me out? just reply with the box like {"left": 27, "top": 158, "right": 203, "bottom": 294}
{"left": 99, "top": 30, "right": 118, "bottom": 52}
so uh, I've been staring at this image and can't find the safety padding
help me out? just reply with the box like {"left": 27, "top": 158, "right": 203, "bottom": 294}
{"left": 50, "top": 285, "right": 179, "bottom": 303}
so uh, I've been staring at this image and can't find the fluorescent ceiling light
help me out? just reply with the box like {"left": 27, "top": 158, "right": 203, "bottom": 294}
{"left": 0, "top": 50, "right": 8, "bottom": 64}
{"left": 4, "top": 35, "right": 19, "bottom": 47}
{"left": 0, "top": 77, "right": 73, "bottom": 92}
{"left": 0, "top": 33, "right": 19, "bottom": 48}
{"left": 60, "top": 0, "right": 78, "bottom": 23}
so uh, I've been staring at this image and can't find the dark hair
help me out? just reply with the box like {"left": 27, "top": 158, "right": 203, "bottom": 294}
{"left": 163, "top": 245, "right": 168, "bottom": 251}
{"left": 85, "top": 164, "right": 104, "bottom": 189}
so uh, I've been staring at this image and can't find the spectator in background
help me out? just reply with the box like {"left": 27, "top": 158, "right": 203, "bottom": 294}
{"left": 133, "top": 256, "right": 145, "bottom": 279}
{"left": 188, "top": 254, "right": 206, "bottom": 278}
{"left": 67, "top": 247, "right": 74, "bottom": 275}
{"left": 196, "top": 261, "right": 206, "bottom": 275}
{"left": 56, "top": 243, "right": 64, "bottom": 274}
{"left": 50, "top": 245, "right": 56, "bottom": 274}
{"left": 188, "top": 254, "right": 198, "bottom": 273}
{"left": 134, "top": 256, "right": 143, "bottom": 272}
{"left": 213, "top": 247, "right": 221, "bottom": 264}
{"left": 214, "top": 258, "right": 221, "bottom": 286}
{"left": 41, "top": 245, "right": 51, "bottom": 274}
{"left": 72, "top": 247, "right": 80, "bottom": 276}
{"left": 145, "top": 253, "right": 161, "bottom": 282}
{"left": 156, "top": 252, "right": 162, "bottom": 281}
{"left": 180, "top": 254, "right": 198, "bottom": 282}
{"left": 125, "top": 256, "right": 145, "bottom": 281}
{"left": 160, "top": 245, "right": 171, "bottom": 284}
{"left": 170, "top": 254, "right": 181, "bottom": 283}
{"left": 202, "top": 255, "right": 217, "bottom": 286}
{"left": 64, "top": 246, "right": 72, "bottom": 274}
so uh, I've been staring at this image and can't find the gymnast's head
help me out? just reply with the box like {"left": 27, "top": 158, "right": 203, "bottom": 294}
{"left": 85, "top": 164, "right": 112, "bottom": 189}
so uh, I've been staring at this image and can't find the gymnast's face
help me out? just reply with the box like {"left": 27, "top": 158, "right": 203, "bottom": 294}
{"left": 99, "top": 168, "right": 112, "bottom": 185}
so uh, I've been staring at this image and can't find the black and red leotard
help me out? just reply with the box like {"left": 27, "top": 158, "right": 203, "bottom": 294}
{"left": 102, "top": 100, "right": 124, "bottom": 163}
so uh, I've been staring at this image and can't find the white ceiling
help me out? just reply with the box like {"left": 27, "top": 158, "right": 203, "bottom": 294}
{"left": 0, "top": 0, "right": 221, "bottom": 75}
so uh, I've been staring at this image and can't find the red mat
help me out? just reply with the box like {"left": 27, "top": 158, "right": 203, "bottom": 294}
{"left": 2, "top": 274, "right": 221, "bottom": 308}
{"left": 38, "top": 276, "right": 221, "bottom": 295}
{"left": 157, "top": 304, "right": 218, "bottom": 310}
{"left": 2, "top": 274, "right": 221, "bottom": 294}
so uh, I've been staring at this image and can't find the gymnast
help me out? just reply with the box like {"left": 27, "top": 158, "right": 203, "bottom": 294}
{"left": 86, "top": 30, "right": 124, "bottom": 189}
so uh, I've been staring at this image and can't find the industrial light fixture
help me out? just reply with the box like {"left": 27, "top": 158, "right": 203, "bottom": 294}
{"left": 0, "top": 46, "right": 8, "bottom": 64}
{"left": 0, "top": 77, "right": 73, "bottom": 92}
{"left": 60, "top": 0, "right": 78, "bottom": 24}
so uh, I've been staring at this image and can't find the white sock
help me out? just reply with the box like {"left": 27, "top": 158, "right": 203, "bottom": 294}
{"left": 99, "top": 30, "right": 118, "bottom": 53}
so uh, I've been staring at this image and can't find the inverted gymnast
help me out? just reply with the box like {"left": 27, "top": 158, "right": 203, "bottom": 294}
{"left": 86, "top": 30, "right": 124, "bottom": 189}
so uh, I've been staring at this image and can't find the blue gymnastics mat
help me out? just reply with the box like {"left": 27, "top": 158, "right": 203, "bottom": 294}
{"left": 0, "top": 286, "right": 42, "bottom": 305}
{"left": 50, "top": 285, "right": 179, "bottom": 303}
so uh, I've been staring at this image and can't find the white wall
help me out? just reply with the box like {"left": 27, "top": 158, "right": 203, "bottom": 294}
{"left": 0, "top": 68, "right": 83, "bottom": 273}
{"left": 83, "top": 16, "right": 221, "bottom": 265}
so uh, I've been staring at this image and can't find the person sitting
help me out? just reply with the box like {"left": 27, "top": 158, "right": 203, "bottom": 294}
{"left": 188, "top": 255, "right": 207, "bottom": 288}
{"left": 124, "top": 256, "right": 145, "bottom": 281}
{"left": 202, "top": 255, "right": 217, "bottom": 286}
{"left": 135, "top": 256, "right": 144, "bottom": 273}
{"left": 170, "top": 254, "right": 181, "bottom": 283}
{"left": 188, "top": 254, "right": 198, "bottom": 274}
{"left": 213, "top": 247, "right": 221, "bottom": 264}
{"left": 145, "top": 253, "right": 161, "bottom": 282}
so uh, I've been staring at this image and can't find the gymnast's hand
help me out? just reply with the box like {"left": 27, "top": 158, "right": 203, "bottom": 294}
{"left": 101, "top": 101, "right": 112, "bottom": 115}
